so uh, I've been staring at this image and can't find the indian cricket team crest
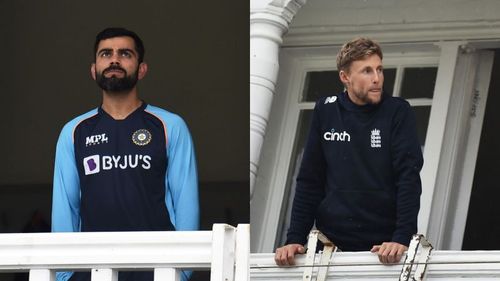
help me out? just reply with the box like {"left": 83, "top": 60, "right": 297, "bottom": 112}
{"left": 132, "top": 129, "right": 152, "bottom": 146}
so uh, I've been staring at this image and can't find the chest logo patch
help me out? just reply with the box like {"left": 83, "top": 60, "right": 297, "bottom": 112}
{"left": 83, "top": 155, "right": 100, "bottom": 175}
{"left": 324, "top": 96, "right": 337, "bottom": 104}
{"left": 132, "top": 129, "right": 152, "bottom": 146}
{"left": 85, "top": 133, "right": 108, "bottom": 146}
{"left": 371, "top": 128, "right": 382, "bottom": 148}
{"left": 323, "top": 128, "right": 351, "bottom": 142}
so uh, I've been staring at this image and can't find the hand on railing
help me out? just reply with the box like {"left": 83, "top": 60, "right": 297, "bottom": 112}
{"left": 274, "top": 244, "right": 306, "bottom": 266}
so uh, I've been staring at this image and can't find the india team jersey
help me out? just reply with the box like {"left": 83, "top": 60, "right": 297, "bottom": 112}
{"left": 52, "top": 102, "right": 199, "bottom": 233}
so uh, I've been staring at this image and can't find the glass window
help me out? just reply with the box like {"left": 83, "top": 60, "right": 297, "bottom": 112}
{"left": 383, "top": 68, "right": 397, "bottom": 96}
{"left": 302, "top": 71, "right": 343, "bottom": 102}
{"left": 414, "top": 106, "right": 431, "bottom": 147}
{"left": 278, "top": 110, "right": 312, "bottom": 246}
{"left": 400, "top": 67, "right": 438, "bottom": 99}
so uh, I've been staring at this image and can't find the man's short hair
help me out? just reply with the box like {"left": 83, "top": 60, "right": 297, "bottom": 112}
{"left": 336, "top": 37, "right": 383, "bottom": 72}
{"left": 94, "top": 27, "right": 145, "bottom": 63}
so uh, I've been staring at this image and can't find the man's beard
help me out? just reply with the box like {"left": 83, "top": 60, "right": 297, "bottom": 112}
{"left": 349, "top": 86, "right": 383, "bottom": 105}
{"left": 354, "top": 91, "right": 382, "bottom": 105}
{"left": 95, "top": 65, "right": 139, "bottom": 93}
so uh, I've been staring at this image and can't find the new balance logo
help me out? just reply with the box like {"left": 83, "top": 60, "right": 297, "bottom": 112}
{"left": 371, "top": 128, "right": 381, "bottom": 148}
{"left": 86, "top": 133, "right": 108, "bottom": 146}
{"left": 324, "top": 96, "right": 337, "bottom": 104}
{"left": 324, "top": 129, "right": 351, "bottom": 142}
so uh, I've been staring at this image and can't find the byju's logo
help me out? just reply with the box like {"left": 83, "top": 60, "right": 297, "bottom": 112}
{"left": 82, "top": 154, "right": 152, "bottom": 176}
{"left": 86, "top": 133, "right": 108, "bottom": 146}
{"left": 83, "top": 155, "right": 100, "bottom": 175}
{"left": 323, "top": 129, "right": 351, "bottom": 142}
{"left": 371, "top": 128, "right": 382, "bottom": 148}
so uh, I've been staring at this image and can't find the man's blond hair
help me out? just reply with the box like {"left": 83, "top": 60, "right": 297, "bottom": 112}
{"left": 336, "top": 37, "right": 383, "bottom": 72}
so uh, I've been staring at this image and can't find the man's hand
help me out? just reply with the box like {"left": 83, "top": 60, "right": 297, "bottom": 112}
{"left": 274, "top": 244, "right": 306, "bottom": 266}
{"left": 370, "top": 242, "right": 407, "bottom": 264}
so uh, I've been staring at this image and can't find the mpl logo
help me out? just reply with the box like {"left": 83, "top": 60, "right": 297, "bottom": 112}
{"left": 83, "top": 155, "right": 100, "bottom": 175}
{"left": 86, "top": 133, "right": 108, "bottom": 146}
{"left": 323, "top": 128, "right": 351, "bottom": 142}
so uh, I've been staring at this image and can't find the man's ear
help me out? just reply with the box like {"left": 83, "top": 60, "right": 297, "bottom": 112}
{"left": 91, "top": 63, "right": 96, "bottom": 81}
{"left": 339, "top": 70, "right": 350, "bottom": 85}
{"left": 138, "top": 62, "right": 148, "bottom": 80}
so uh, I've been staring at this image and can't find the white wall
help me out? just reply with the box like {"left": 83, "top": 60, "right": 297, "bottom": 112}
{"left": 285, "top": 0, "right": 500, "bottom": 46}
{"left": 291, "top": 0, "right": 500, "bottom": 27}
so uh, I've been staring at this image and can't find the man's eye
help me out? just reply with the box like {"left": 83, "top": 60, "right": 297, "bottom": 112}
{"left": 120, "top": 52, "right": 131, "bottom": 58}
{"left": 101, "top": 52, "right": 111, "bottom": 57}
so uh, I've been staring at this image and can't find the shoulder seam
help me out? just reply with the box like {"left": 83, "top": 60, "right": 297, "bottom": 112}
{"left": 71, "top": 110, "right": 99, "bottom": 144}
{"left": 144, "top": 109, "right": 168, "bottom": 147}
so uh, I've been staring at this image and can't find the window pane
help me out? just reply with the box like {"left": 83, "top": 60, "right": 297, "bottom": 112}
{"left": 400, "top": 67, "right": 437, "bottom": 99}
{"left": 293, "top": 110, "right": 313, "bottom": 151}
{"left": 302, "top": 69, "right": 396, "bottom": 102}
{"left": 413, "top": 106, "right": 431, "bottom": 147}
{"left": 278, "top": 110, "right": 313, "bottom": 246}
{"left": 302, "top": 71, "right": 343, "bottom": 102}
{"left": 383, "top": 68, "right": 396, "bottom": 97}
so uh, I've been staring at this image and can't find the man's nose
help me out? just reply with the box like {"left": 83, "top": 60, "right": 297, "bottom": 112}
{"left": 372, "top": 72, "right": 380, "bottom": 83}
{"left": 110, "top": 52, "right": 121, "bottom": 64}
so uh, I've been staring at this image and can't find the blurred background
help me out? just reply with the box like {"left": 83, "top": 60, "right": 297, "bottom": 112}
{"left": 0, "top": 1, "right": 248, "bottom": 280}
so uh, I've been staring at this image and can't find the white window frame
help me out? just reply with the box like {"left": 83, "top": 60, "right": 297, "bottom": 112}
{"left": 425, "top": 47, "right": 494, "bottom": 249}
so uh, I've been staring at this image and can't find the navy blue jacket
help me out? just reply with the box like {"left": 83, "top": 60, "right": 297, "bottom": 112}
{"left": 52, "top": 103, "right": 199, "bottom": 281}
{"left": 286, "top": 92, "right": 423, "bottom": 251}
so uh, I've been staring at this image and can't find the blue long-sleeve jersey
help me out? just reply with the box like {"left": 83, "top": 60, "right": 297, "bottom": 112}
{"left": 286, "top": 92, "right": 423, "bottom": 251}
{"left": 52, "top": 102, "right": 199, "bottom": 281}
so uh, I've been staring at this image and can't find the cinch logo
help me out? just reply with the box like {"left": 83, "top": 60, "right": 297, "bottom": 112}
{"left": 86, "top": 133, "right": 108, "bottom": 146}
{"left": 83, "top": 154, "right": 152, "bottom": 175}
{"left": 323, "top": 129, "right": 351, "bottom": 142}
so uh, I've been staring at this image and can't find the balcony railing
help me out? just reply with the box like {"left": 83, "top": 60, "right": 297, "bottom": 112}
{"left": 6, "top": 224, "right": 500, "bottom": 280}
{"left": 250, "top": 251, "right": 500, "bottom": 280}
{"left": 0, "top": 224, "right": 249, "bottom": 281}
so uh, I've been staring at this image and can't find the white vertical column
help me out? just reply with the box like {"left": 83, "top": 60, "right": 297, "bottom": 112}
{"left": 250, "top": 0, "right": 307, "bottom": 196}
{"left": 210, "top": 224, "right": 236, "bottom": 281}
{"left": 235, "top": 224, "right": 250, "bottom": 281}
{"left": 419, "top": 42, "right": 462, "bottom": 239}
{"left": 154, "top": 268, "right": 180, "bottom": 281}
{"left": 91, "top": 268, "right": 117, "bottom": 281}
{"left": 29, "top": 269, "right": 55, "bottom": 281}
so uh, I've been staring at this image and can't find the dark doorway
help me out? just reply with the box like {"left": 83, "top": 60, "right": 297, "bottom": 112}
{"left": 462, "top": 49, "right": 500, "bottom": 250}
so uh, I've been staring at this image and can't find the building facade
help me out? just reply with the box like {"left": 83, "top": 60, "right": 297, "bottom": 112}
{"left": 251, "top": 0, "right": 500, "bottom": 253}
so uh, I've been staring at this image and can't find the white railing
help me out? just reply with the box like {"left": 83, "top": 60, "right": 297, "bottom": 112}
{"left": 0, "top": 224, "right": 249, "bottom": 281}
{"left": 250, "top": 251, "right": 500, "bottom": 280}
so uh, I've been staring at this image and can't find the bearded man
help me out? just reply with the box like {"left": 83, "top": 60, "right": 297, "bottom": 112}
{"left": 51, "top": 27, "right": 199, "bottom": 281}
